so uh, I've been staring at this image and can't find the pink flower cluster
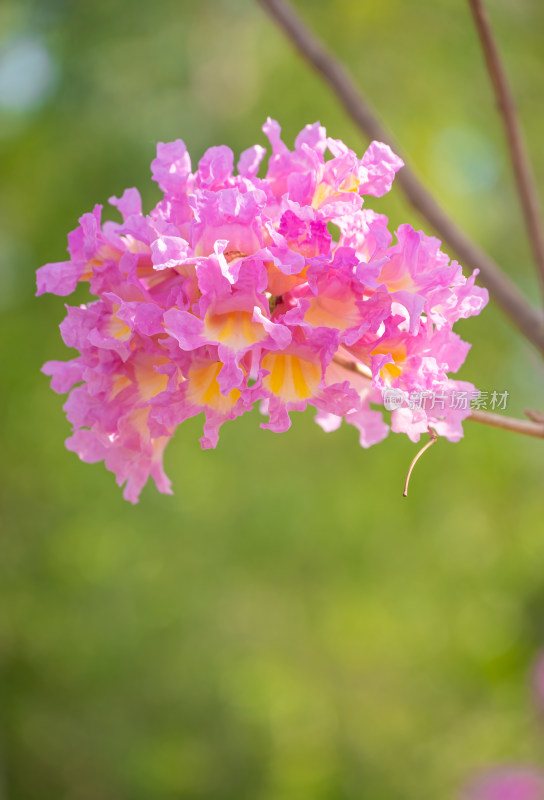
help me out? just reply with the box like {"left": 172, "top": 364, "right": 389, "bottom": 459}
{"left": 38, "top": 119, "right": 488, "bottom": 502}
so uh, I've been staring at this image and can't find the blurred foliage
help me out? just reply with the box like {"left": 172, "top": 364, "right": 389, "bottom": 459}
{"left": 1, "top": 0, "right": 544, "bottom": 797}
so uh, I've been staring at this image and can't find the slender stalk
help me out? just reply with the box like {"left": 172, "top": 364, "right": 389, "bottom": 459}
{"left": 403, "top": 428, "right": 438, "bottom": 497}
{"left": 257, "top": 0, "right": 544, "bottom": 356}
{"left": 468, "top": 0, "right": 544, "bottom": 303}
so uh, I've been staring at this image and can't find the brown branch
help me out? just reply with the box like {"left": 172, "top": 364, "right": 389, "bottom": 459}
{"left": 468, "top": 407, "right": 544, "bottom": 438}
{"left": 331, "top": 355, "right": 544, "bottom": 441}
{"left": 257, "top": 0, "right": 544, "bottom": 356}
{"left": 468, "top": 0, "right": 544, "bottom": 303}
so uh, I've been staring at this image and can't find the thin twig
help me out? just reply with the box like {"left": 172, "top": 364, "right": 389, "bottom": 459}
{"left": 257, "top": 0, "right": 544, "bottom": 356}
{"left": 468, "top": 407, "right": 544, "bottom": 438}
{"left": 403, "top": 427, "right": 438, "bottom": 497}
{"left": 468, "top": 0, "right": 544, "bottom": 303}
{"left": 331, "top": 355, "right": 544, "bottom": 440}
{"left": 525, "top": 408, "right": 544, "bottom": 424}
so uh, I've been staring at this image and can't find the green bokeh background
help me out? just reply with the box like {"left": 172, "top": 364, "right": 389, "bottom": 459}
{"left": 2, "top": 1, "right": 544, "bottom": 797}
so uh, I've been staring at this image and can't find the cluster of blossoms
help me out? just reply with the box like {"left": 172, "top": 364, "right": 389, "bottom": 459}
{"left": 38, "top": 119, "right": 488, "bottom": 502}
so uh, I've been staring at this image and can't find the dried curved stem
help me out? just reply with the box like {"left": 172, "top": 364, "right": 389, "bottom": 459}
{"left": 403, "top": 428, "right": 438, "bottom": 497}
{"left": 468, "top": 0, "right": 544, "bottom": 303}
{"left": 257, "top": 0, "right": 544, "bottom": 356}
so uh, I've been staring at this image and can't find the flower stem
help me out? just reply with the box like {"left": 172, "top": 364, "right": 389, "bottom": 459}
{"left": 403, "top": 428, "right": 438, "bottom": 497}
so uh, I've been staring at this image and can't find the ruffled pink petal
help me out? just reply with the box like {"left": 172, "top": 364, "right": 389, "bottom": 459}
{"left": 198, "top": 145, "right": 234, "bottom": 187}
{"left": 109, "top": 188, "right": 142, "bottom": 221}
{"left": 163, "top": 308, "right": 205, "bottom": 350}
{"left": 358, "top": 141, "right": 404, "bottom": 197}
{"left": 237, "top": 145, "right": 266, "bottom": 178}
{"left": 36, "top": 260, "right": 87, "bottom": 296}
{"left": 42, "top": 359, "right": 84, "bottom": 393}
{"left": 151, "top": 235, "right": 191, "bottom": 270}
{"left": 151, "top": 139, "right": 192, "bottom": 195}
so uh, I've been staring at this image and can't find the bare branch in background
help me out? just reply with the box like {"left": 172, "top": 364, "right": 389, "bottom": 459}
{"left": 257, "top": 0, "right": 544, "bottom": 356}
{"left": 468, "top": 0, "right": 544, "bottom": 303}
